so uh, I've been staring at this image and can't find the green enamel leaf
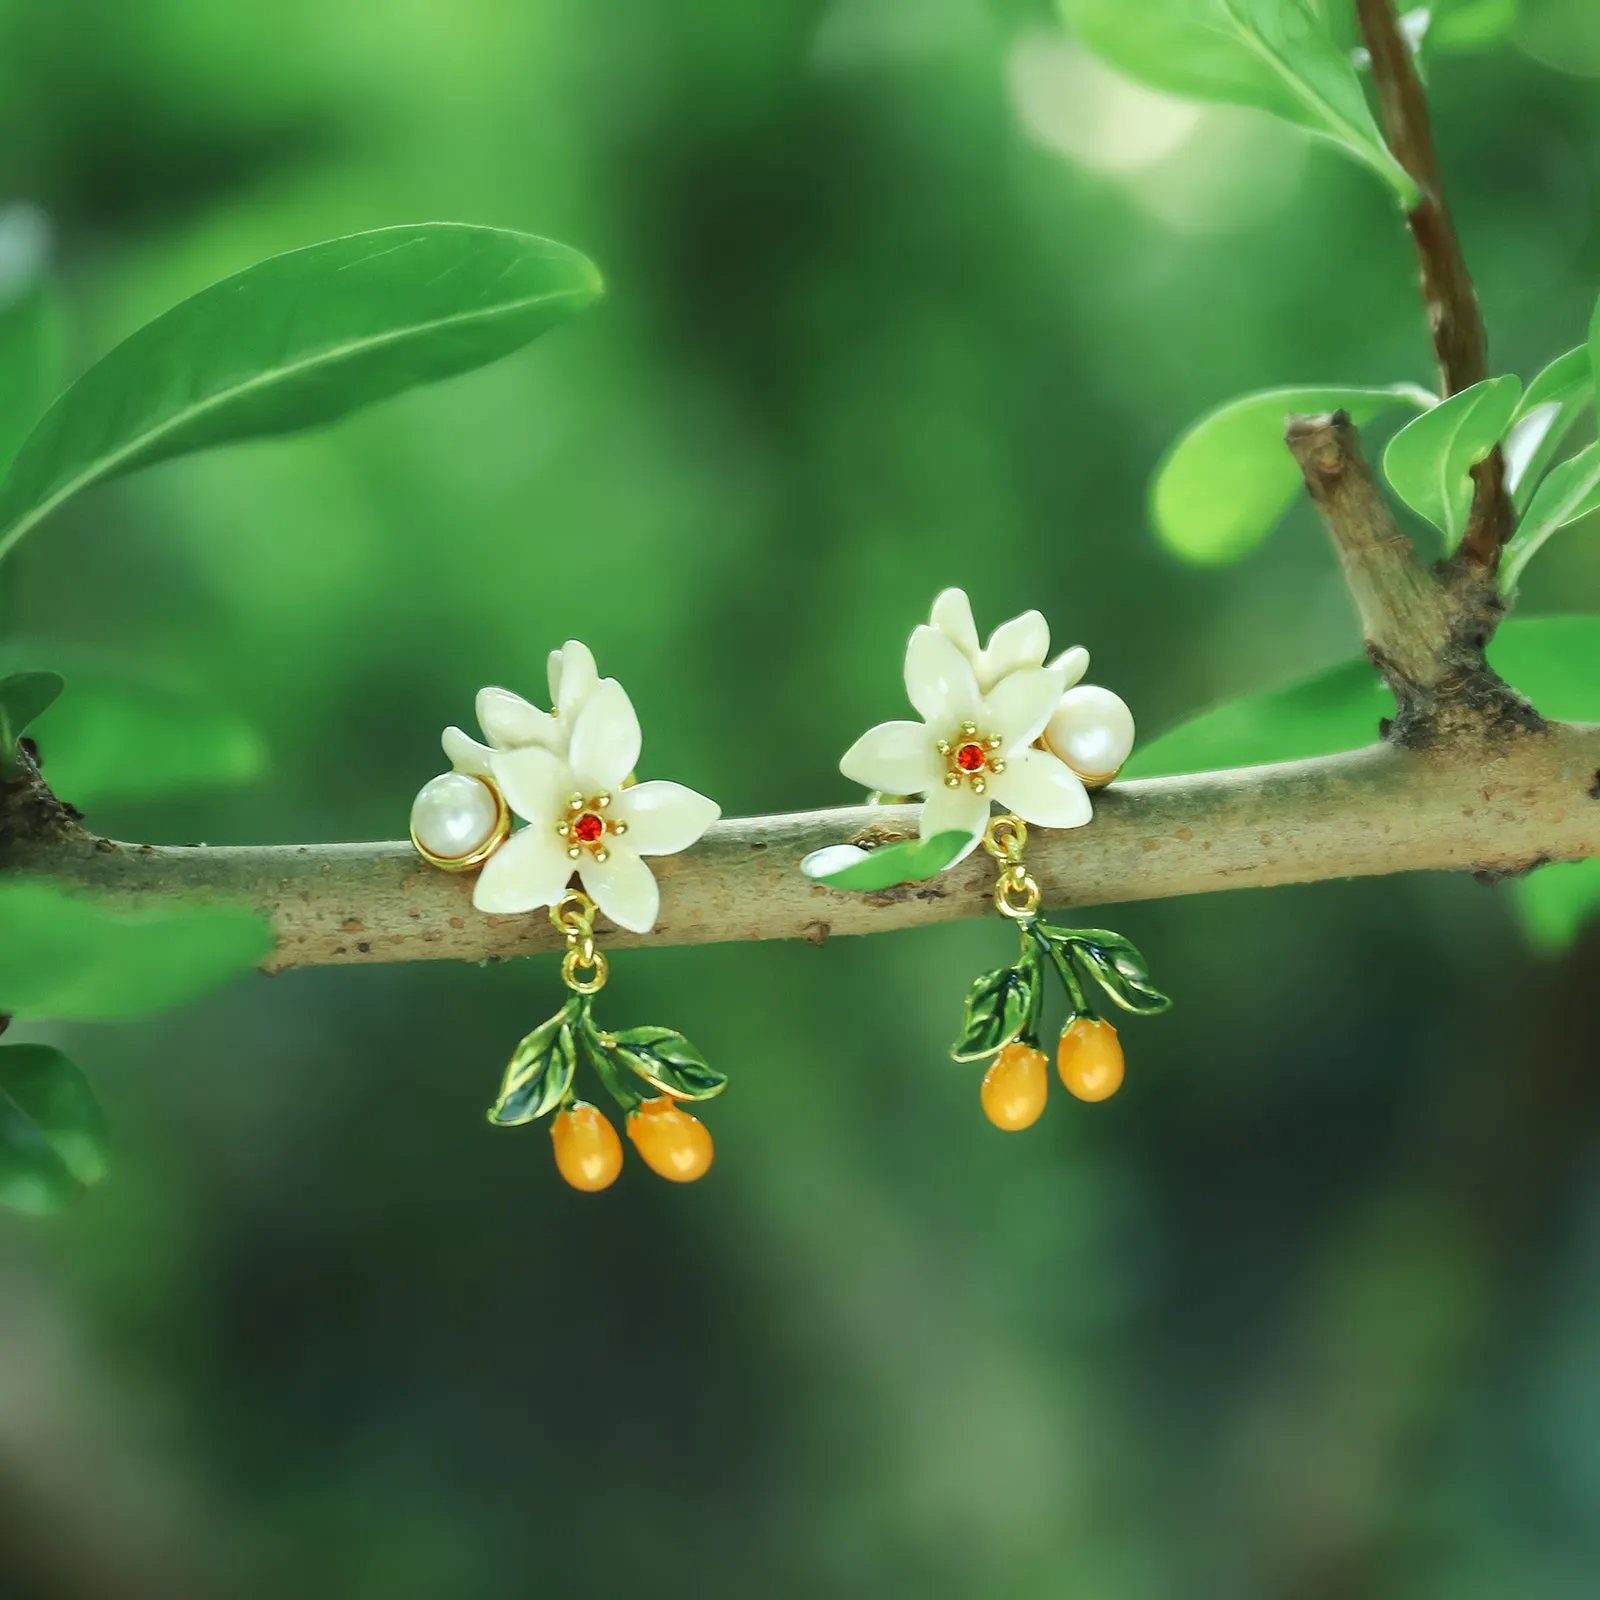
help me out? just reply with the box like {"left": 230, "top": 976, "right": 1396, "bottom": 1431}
{"left": 0, "top": 224, "right": 602, "bottom": 565}
{"left": 1502, "top": 443, "right": 1600, "bottom": 593}
{"left": 1043, "top": 928, "right": 1172, "bottom": 1017}
{"left": 0, "top": 880, "right": 272, "bottom": 1021}
{"left": 0, "top": 669, "right": 64, "bottom": 777}
{"left": 801, "top": 830, "right": 972, "bottom": 891}
{"left": 0, "top": 206, "right": 64, "bottom": 477}
{"left": 1126, "top": 616, "right": 1600, "bottom": 781}
{"left": 951, "top": 946, "right": 1043, "bottom": 1063}
{"left": 0, "top": 646, "right": 264, "bottom": 808}
{"left": 0, "top": 1044, "right": 109, "bottom": 1215}
{"left": 487, "top": 1003, "right": 578, "bottom": 1126}
{"left": 1505, "top": 347, "right": 1592, "bottom": 514}
{"left": 1383, "top": 375, "right": 1522, "bottom": 546}
{"left": 595, "top": 1024, "right": 726, "bottom": 1103}
{"left": 1513, "top": 858, "right": 1600, "bottom": 954}
{"left": 1058, "top": 0, "right": 1416, "bottom": 200}
{"left": 1153, "top": 384, "right": 1431, "bottom": 566}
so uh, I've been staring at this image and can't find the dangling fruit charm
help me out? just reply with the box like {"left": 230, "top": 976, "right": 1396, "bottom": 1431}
{"left": 1057, "top": 1017, "right": 1124, "bottom": 1102}
{"left": 551, "top": 1102, "right": 625, "bottom": 1191}
{"left": 980, "top": 1041, "right": 1050, "bottom": 1131}
{"left": 627, "top": 1097, "right": 715, "bottom": 1182}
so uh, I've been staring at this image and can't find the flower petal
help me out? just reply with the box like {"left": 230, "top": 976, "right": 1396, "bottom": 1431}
{"left": 1050, "top": 646, "right": 1090, "bottom": 691}
{"left": 610, "top": 780, "right": 720, "bottom": 855}
{"left": 987, "top": 748, "right": 1092, "bottom": 830}
{"left": 982, "top": 665, "right": 1068, "bottom": 752}
{"left": 929, "top": 587, "right": 981, "bottom": 664}
{"left": 579, "top": 842, "right": 660, "bottom": 933}
{"left": 476, "top": 685, "right": 559, "bottom": 750}
{"left": 568, "top": 679, "right": 641, "bottom": 793}
{"left": 918, "top": 779, "right": 989, "bottom": 854}
{"left": 490, "top": 745, "right": 573, "bottom": 824}
{"left": 904, "top": 626, "right": 980, "bottom": 730}
{"left": 442, "top": 725, "right": 494, "bottom": 778}
{"left": 978, "top": 609, "right": 1050, "bottom": 691}
{"left": 471, "top": 825, "right": 574, "bottom": 915}
{"left": 839, "top": 720, "right": 939, "bottom": 796}
{"left": 554, "top": 640, "right": 599, "bottom": 723}
{"left": 800, "top": 844, "right": 872, "bottom": 880}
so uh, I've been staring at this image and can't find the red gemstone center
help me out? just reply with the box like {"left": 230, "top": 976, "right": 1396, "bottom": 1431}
{"left": 573, "top": 812, "right": 605, "bottom": 844}
{"left": 956, "top": 742, "right": 987, "bottom": 772}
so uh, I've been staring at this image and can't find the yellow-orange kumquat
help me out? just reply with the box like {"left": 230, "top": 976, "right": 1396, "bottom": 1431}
{"left": 1057, "top": 1017, "right": 1124, "bottom": 1102}
{"left": 980, "top": 1040, "right": 1049, "bottom": 1130}
{"left": 551, "top": 1102, "right": 624, "bottom": 1192}
{"left": 627, "top": 1097, "right": 714, "bottom": 1183}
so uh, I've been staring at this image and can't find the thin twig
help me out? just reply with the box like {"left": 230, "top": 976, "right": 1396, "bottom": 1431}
{"left": 1354, "top": 0, "right": 1512, "bottom": 569}
{"left": 5, "top": 729, "right": 1598, "bottom": 971}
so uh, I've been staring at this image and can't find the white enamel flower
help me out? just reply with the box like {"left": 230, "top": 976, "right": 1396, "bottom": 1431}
{"left": 931, "top": 587, "right": 1137, "bottom": 788}
{"left": 472, "top": 677, "right": 719, "bottom": 934}
{"left": 440, "top": 639, "right": 600, "bottom": 776}
{"left": 839, "top": 622, "right": 1091, "bottom": 856}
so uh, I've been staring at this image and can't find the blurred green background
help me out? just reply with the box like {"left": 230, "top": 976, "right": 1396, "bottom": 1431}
{"left": 4, "top": 0, "right": 1600, "bottom": 1594}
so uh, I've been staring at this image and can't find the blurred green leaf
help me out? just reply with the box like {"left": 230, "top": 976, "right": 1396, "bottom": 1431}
{"left": 1426, "top": 0, "right": 1519, "bottom": 49}
{"left": 1513, "top": 858, "right": 1600, "bottom": 953}
{"left": 0, "top": 669, "right": 64, "bottom": 777}
{"left": 1127, "top": 615, "right": 1600, "bottom": 778}
{"left": 0, "top": 1044, "right": 109, "bottom": 1215}
{"left": 0, "top": 223, "right": 603, "bottom": 564}
{"left": 487, "top": 1002, "right": 577, "bottom": 1126}
{"left": 593, "top": 1023, "right": 726, "bottom": 1103}
{"left": 0, "top": 205, "right": 64, "bottom": 475}
{"left": 1505, "top": 347, "right": 1591, "bottom": 513}
{"left": 0, "top": 881, "right": 272, "bottom": 1021}
{"left": 0, "top": 645, "right": 265, "bottom": 808}
{"left": 1382, "top": 375, "right": 1522, "bottom": 544}
{"left": 1502, "top": 443, "right": 1600, "bottom": 592}
{"left": 1153, "top": 384, "right": 1431, "bottom": 565}
{"left": 801, "top": 830, "right": 972, "bottom": 890}
{"left": 1058, "top": 0, "right": 1417, "bottom": 200}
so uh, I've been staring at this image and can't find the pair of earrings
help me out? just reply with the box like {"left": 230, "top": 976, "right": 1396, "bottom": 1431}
{"left": 408, "top": 589, "right": 1168, "bottom": 1194}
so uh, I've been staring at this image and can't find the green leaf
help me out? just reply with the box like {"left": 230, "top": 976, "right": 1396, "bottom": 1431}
{"left": 0, "top": 669, "right": 64, "bottom": 777}
{"left": 0, "top": 881, "right": 272, "bottom": 1021}
{"left": 0, "top": 223, "right": 603, "bottom": 565}
{"left": 951, "top": 945, "right": 1043, "bottom": 1063}
{"left": 1512, "top": 858, "right": 1600, "bottom": 954}
{"left": 1501, "top": 443, "right": 1600, "bottom": 593}
{"left": 1425, "top": 0, "right": 1519, "bottom": 50}
{"left": 800, "top": 830, "right": 973, "bottom": 890}
{"left": 0, "top": 1045, "right": 109, "bottom": 1215}
{"left": 595, "top": 1023, "right": 726, "bottom": 1103}
{"left": 0, "top": 205, "right": 65, "bottom": 476}
{"left": 1505, "top": 347, "right": 1592, "bottom": 514}
{"left": 1042, "top": 928, "right": 1173, "bottom": 1017}
{"left": 1058, "top": 0, "right": 1417, "bottom": 200}
{"left": 1382, "top": 375, "right": 1522, "bottom": 545}
{"left": 487, "top": 1002, "right": 578, "bottom": 1126}
{"left": 1125, "top": 658, "right": 1389, "bottom": 778}
{"left": 1153, "top": 384, "right": 1431, "bottom": 565}
{"left": 0, "top": 646, "right": 264, "bottom": 808}
{"left": 1125, "top": 615, "right": 1600, "bottom": 780}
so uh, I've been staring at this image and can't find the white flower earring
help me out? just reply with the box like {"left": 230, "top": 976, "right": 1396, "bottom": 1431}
{"left": 409, "top": 643, "right": 726, "bottom": 1194}
{"left": 806, "top": 589, "right": 1169, "bottom": 1132}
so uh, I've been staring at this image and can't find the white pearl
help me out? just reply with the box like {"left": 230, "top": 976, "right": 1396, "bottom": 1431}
{"left": 1043, "top": 686, "right": 1135, "bottom": 782}
{"left": 411, "top": 772, "right": 499, "bottom": 861}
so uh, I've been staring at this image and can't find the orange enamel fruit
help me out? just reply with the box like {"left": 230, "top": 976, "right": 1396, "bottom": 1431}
{"left": 980, "top": 1041, "right": 1049, "bottom": 1130}
{"left": 550, "top": 1102, "right": 624, "bottom": 1192}
{"left": 627, "top": 1098, "right": 714, "bottom": 1183}
{"left": 1057, "top": 1017, "right": 1124, "bottom": 1102}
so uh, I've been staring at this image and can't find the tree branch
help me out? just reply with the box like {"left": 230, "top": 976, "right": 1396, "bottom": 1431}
{"left": 1287, "top": 411, "right": 1532, "bottom": 743}
{"left": 5, "top": 729, "right": 1597, "bottom": 971}
{"left": 1354, "top": 0, "right": 1512, "bottom": 569}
